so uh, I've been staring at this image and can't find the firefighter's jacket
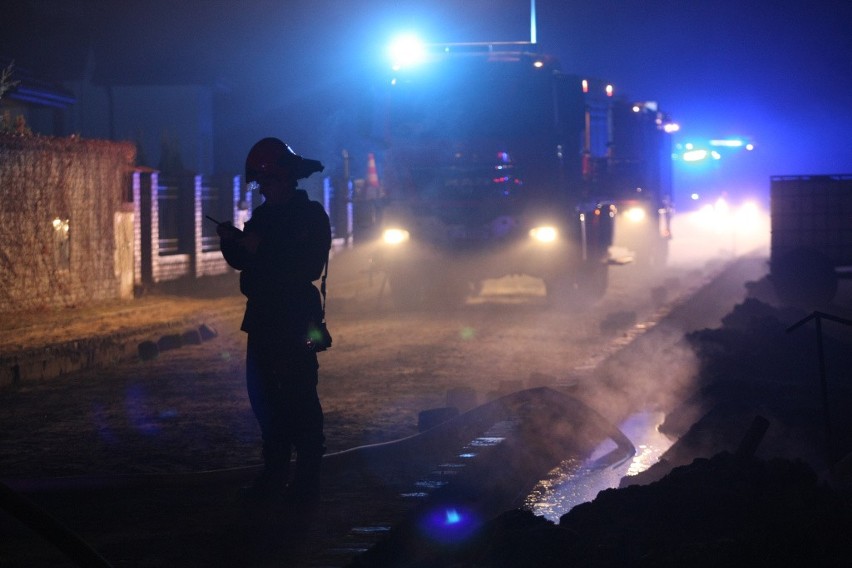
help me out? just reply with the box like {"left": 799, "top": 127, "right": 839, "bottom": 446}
{"left": 221, "top": 190, "right": 331, "bottom": 342}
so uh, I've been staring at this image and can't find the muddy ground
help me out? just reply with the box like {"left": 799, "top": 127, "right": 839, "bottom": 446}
{"left": 2, "top": 248, "right": 852, "bottom": 566}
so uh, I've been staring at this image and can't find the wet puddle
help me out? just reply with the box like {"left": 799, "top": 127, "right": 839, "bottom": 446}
{"left": 327, "top": 413, "right": 667, "bottom": 563}
{"left": 524, "top": 411, "right": 674, "bottom": 522}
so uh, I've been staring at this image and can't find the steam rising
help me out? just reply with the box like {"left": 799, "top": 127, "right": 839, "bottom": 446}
{"left": 327, "top": 203, "right": 773, "bottom": 521}
{"left": 520, "top": 205, "right": 773, "bottom": 518}
{"left": 668, "top": 205, "right": 771, "bottom": 267}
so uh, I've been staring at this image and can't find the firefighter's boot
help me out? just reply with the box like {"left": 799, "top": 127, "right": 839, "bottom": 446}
{"left": 242, "top": 448, "right": 290, "bottom": 502}
{"left": 286, "top": 454, "right": 322, "bottom": 505}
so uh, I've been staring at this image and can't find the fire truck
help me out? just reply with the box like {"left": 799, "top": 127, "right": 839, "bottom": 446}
{"left": 353, "top": 40, "right": 675, "bottom": 307}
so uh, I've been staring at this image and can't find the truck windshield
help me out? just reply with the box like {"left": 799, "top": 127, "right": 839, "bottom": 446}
{"left": 381, "top": 58, "right": 551, "bottom": 143}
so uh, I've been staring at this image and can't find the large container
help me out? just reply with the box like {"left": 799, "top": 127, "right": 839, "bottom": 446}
{"left": 770, "top": 174, "right": 852, "bottom": 305}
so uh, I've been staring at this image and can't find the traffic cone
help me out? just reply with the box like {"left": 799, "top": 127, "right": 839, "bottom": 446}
{"left": 366, "top": 153, "right": 380, "bottom": 189}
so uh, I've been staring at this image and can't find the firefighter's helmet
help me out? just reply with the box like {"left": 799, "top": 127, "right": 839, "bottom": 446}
{"left": 245, "top": 137, "right": 324, "bottom": 183}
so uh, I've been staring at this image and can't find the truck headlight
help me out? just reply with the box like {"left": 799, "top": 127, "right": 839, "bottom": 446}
{"left": 624, "top": 206, "right": 647, "bottom": 223}
{"left": 529, "top": 225, "right": 558, "bottom": 243}
{"left": 382, "top": 228, "right": 410, "bottom": 245}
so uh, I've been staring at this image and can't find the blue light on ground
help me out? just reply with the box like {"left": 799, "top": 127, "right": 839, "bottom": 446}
{"left": 125, "top": 383, "right": 161, "bottom": 436}
{"left": 419, "top": 505, "right": 479, "bottom": 544}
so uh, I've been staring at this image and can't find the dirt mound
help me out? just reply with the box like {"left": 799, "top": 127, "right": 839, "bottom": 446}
{"left": 354, "top": 452, "right": 852, "bottom": 567}
{"left": 466, "top": 453, "right": 849, "bottom": 567}
{"left": 657, "top": 296, "right": 852, "bottom": 473}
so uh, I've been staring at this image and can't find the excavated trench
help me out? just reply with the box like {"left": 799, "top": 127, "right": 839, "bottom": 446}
{"left": 346, "top": 255, "right": 770, "bottom": 565}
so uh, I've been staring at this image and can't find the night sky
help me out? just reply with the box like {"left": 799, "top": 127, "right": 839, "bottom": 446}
{"left": 2, "top": 0, "right": 850, "bottom": 199}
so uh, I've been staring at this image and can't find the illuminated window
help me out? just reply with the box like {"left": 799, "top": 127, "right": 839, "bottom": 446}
{"left": 52, "top": 217, "right": 70, "bottom": 269}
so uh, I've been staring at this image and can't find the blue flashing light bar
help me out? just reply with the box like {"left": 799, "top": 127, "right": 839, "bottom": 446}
{"left": 389, "top": 34, "right": 426, "bottom": 70}
{"left": 682, "top": 149, "right": 708, "bottom": 162}
{"left": 387, "top": 33, "right": 544, "bottom": 71}
{"left": 709, "top": 139, "right": 744, "bottom": 148}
